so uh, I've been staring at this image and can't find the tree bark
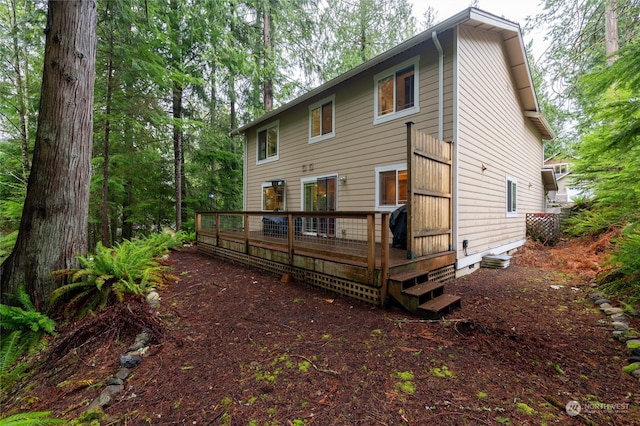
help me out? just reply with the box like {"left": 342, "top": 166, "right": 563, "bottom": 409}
{"left": 262, "top": 3, "right": 273, "bottom": 111}
{"left": 0, "top": 0, "right": 97, "bottom": 307}
{"left": 173, "top": 82, "right": 183, "bottom": 231}
{"left": 605, "top": 0, "right": 619, "bottom": 65}
{"left": 102, "top": 22, "right": 114, "bottom": 246}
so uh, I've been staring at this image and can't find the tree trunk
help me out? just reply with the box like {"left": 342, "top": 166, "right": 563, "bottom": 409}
{"left": 173, "top": 82, "right": 183, "bottom": 231}
{"left": 9, "top": 0, "right": 31, "bottom": 179}
{"left": 0, "top": 0, "right": 97, "bottom": 307}
{"left": 102, "top": 25, "right": 114, "bottom": 247}
{"left": 605, "top": 0, "right": 619, "bottom": 65}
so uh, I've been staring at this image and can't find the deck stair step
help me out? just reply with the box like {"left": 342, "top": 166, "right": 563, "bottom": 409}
{"left": 387, "top": 269, "right": 461, "bottom": 318}
{"left": 402, "top": 281, "right": 444, "bottom": 298}
{"left": 418, "top": 294, "right": 462, "bottom": 319}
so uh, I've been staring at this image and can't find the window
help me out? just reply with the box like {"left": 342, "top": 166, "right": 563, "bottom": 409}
{"left": 257, "top": 122, "right": 279, "bottom": 164}
{"left": 506, "top": 177, "right": 517, "bottom": 216}
{"left": 262, "top": 180, "right": 285, "bottom": 211}
{"left": 309, "top": 95, "right": 335, "bottom": 143}
{"left": 375, "top": 164, "right": 408, "bottom": 210}
{"left": 374, "top": 56, "right": 420, "bottom": 125}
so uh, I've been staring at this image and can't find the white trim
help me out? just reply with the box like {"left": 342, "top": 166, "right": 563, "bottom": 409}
{"left": 506, "top": 176, "right": 518, "bottom": 217}
{"left": 452, "top": 26, "right": 459, "bottom": 257}
{"left": 456, "top": 239, "right": 525, "bottom": 269}
{"left": 300, "top": 174, "right": 339, "bottom": 236}
{"left": 374, "top": 163, "right": 407, "bottom": 211}
{"left": 256, "top": 120, "right": 280, "bottom": 165}
{"left": 308, "top": 95, "right": 336, "bottom": 144}
{"left": 373, "top": 56, "right": 420, "bottom": 125}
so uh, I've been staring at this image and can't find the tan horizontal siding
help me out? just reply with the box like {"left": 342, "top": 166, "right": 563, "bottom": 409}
{"left": 456, "top": 25, "right": 544, "bottom": 256}
{"left": 244, "top": 32, "right": 456, "bottom": 217}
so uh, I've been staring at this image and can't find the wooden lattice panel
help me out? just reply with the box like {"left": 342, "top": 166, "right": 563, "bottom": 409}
{"left": 428, "top": 265, "right": 456, "bottom": 282}
{"left": 526, "top": 213, "right": 560, "bottom": 245}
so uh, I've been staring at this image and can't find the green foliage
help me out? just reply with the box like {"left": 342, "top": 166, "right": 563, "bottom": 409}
{"left": 50, "top": 234, "right": 172, "bottom": 318}
{"left": 0, "top": 286, "right": 56, "bottom": 397}
{"left": 0, "top": 411, "right": 63, "bottom": 425}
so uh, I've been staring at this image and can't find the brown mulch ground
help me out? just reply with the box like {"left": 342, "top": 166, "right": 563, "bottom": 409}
{"left": 3, "top": 234, "right": 639, "bottom": 425}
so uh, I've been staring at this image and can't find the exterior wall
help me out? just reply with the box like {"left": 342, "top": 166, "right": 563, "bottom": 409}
{"left": 455, "top": 25, "right": 545, "bottom": 271}
{"left": 243, "top": 31, "right": 456, "bottom": 218}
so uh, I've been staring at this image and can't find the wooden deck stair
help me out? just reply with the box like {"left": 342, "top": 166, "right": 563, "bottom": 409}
{"left": 387, "top": 270, "right": 461, "bottom": 318}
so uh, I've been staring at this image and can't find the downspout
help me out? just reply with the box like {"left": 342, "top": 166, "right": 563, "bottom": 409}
{"left": 432, "top": 31, "right": 444, "bottom": 141}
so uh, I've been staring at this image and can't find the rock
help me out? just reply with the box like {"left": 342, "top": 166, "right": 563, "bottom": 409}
{"left": 120, "top": 354, "right": 142, "bottom": 368}
{"left": 626, "top": 340, "right": 640, "bottom": 350}
{"left": 633, "top": 369, "right": 640, "bottom": 379}
{"left": 630, "top": 348, "right": 640, "bottom": 357}
{"left": 604, "top": 307, "right": 624, "bottom": 315}
{"left": 106, "top": 377, "right": 123, "bottom": 386}
{"left": 87, "top": 392, "right": 112, "bottom": 410}
{"left": 613, "top": 330, "right": 624, "bottom": 338}
{"left": 136, "top": 332, "right": 150, "bottom": 344}
{"left": 128, "top": 341, "right": 146, "bottom": 352}
{"left": 622, "top": 363, "right": 640, "bottom": 375}
{"left": 628, "top": 356, "right": 640, "bottom": 364}
{"left": 610, "top": 313, "right": 629, "bottom": 323}
{"left": 116, "top": 367, "right": 131, "bottom": 380}
{"left": 618, "top": 331, "right": 640, "bottom": 343}
{"left": 612, "top": 321, "right": 630, "bottom": 332}
{"left": 589, "top": 291, "right": 604, "bottom": 300}
{"left": 599, "top": 303, "right": 612, "bottom": 311}
{"left": 103, "top": 384, "right": 123, "bottom": 396}
{"left": 146, "top": 291, "right": 160, "bottom": 309}
{"left": 594, "top": 298, "right": 610, "bottom": 305}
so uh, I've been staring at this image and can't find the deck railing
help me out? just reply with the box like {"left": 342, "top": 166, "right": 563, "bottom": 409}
{"left": 196, "top": 211, "right": 390, "bottom": 292}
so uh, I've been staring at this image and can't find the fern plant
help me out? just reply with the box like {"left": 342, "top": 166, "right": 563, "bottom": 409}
{"left": 0, "top": 411, "right": 63, "bottom": 425}
{"left": 0, "top": 286, "right": 57, "bottom": 398}
{"left": 51, "top": 235, "right": 171, "bottom": 318}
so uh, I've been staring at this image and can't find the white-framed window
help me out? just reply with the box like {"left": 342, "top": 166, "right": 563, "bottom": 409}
{"left": 375, "top": 163, "right": 408, "bottom": 210}
{"left": 373, "top": 56, "right": 420, "bottom": 125}
{"left": 506, "top": 176, "right": 517, "bottom": 217}
{"left": 309, "top": 95, "right": 335, "bottom": 143}
{"left": 256, "top": 121, "right": 279, "bottom": 164}
{"left": 261, "top": 180, "right": 286, "bottom": 211}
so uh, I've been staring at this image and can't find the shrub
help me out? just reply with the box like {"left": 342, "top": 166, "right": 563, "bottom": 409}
{"left": 51, "top": 235, "right": 171, "bottom": 318}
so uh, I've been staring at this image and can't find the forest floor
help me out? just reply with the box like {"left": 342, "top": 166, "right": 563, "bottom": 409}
{"left": 3, "top": 233, "right": 640, "bottom": 425}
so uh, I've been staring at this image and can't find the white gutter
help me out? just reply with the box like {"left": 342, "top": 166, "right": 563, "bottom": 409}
{"left": 432, "top": 31, "right": 444, "bottom": 141}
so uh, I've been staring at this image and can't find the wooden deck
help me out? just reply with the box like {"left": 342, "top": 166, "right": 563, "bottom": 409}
{"left": 196, "top": 211, "right": 457, "bottom": 307}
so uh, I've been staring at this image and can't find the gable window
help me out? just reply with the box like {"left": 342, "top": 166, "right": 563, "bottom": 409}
{"left": 375, "top": 164, "right": 408, "bottom": 210}
{"left": 309, "top": 95, "right": 335, "bottom": 143}
{"left": 374, "top": 56, "right": 420, "bottom": 125}
{"left": 257, "top": 121, "right": 279, "bottom": 164}
{"left": 506, "top": 177, "right": 517, "bottom": 217}
{"left": 262, "top": 180, "right": 285, "bottom": 211}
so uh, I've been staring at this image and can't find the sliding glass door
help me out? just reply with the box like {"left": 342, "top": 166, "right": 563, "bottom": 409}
{"left": 302, "top": 176, "right": 336, "bottom": 237}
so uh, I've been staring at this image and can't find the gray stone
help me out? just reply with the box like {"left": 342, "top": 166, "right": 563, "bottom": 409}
{"left": 116, "top": 367, "right": 131, "bottom": 380}
{"left": 87, "top": 392, "right": 112, "bottom": 410}
{"left": 631, "top": 348, "right": 640, "bottom": 357}
{"left": 128, "top": 341, "right": 147, "bottom": 352}
{"left": 103, "top": 384, "right": 123, "bottom": 396}
{"left": 604, "top": 307, "right": 624, "bottom": 315}
{"left": 613, "top": 330, "right": 625, "bottom": 338}
{"left": 628, "top": 356, "right": 640, "bottom": 364}
{"left": 619, "top": 333, "right": 640, "bottom": 343}
{"left": 120, "top": 354, "right": 142, "bottom": 368}
{"left": 612, "top": 321, "right": 630, "bottom": 332}
{"left": 611, "top": 313, "right": 629, "bottom": 323}
{"left": 632, "top": 369, "right": 640, "bottom": 379}
{"left": 599, "top": 303, "right": 612, "bottom": 311}
{"left": 106, "top": 377, "right": 123, "bottom": 386}
{"left": 594, "top": 298, "right": 610, "bottom": 305}
{"left": 146, "top": 291, "right": 160, "bottom": 308}
{"left": 136, "top": 332, "right": 150, "bottom": 344}
{"left": 589, "top": 291, "right": 605, "bottom": 300}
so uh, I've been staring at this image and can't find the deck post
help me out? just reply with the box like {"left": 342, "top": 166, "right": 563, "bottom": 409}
{"left": 367, "top": 213, "right": 375, "bottom": 285}
{"left": 380, "top": 212, "right": 390, "bottom": 306}
{"left": 195, "top": 213, "right": 201, "bottom": 241}
{"left": 405, "top": 121, "right": 415, "bottom": 259}
{"left": 244, "top": 213, "right": 250, "bottom": 254}
{"left": 288, "top": 212, "right": 294, "bottom": 265}
{"left": 215, "top": 213, "right": 220, "bottom": 247}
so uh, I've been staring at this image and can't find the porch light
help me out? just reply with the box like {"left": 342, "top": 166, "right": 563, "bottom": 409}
{"left": 339, "top": 175, "right": 347, "bottom": 185}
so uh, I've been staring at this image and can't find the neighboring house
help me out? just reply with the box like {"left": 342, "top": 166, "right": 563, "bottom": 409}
{"left": 544, "top": 155, "right": 584, "bottom": 204}
{"left": 199, "top": 8, "right": 556, "bottom": 316}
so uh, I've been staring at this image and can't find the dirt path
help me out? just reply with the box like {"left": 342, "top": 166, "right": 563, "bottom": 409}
{"left": 4, "top": 237, "right": 639, "bottom": 425}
